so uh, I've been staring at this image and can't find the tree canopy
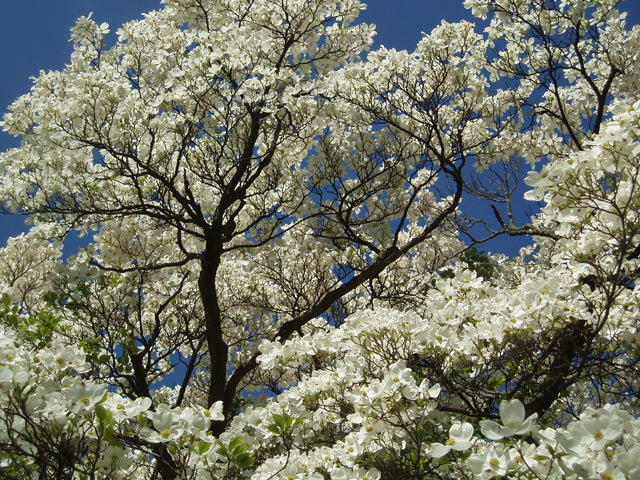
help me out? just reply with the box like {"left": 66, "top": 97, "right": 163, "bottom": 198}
{"left": 0, "top": 0, "right": 639, "bottom": 478}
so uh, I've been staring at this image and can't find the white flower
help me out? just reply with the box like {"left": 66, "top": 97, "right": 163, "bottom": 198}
{"left": 480, "top": 399, "right": 537, "bottom": 440}
{"left": 97, "top": 445, "right": 132, "bottom": 472}
{"left": 468, "top": 444, "right": 508, "bottom": 479}
{"left": 140, "top": 407, "right": 184, "bottom": 443}
{"left": 430, "top": 422, "right": 475, "bottom": 458}
{"left": 63, "top": 378, "right": 107, "bottom": 412}
{"left": 103, "top": 395, "right": 152, "bottom": 420}
{"left": 331, "top": 466, "right": 380, "bottom": 480}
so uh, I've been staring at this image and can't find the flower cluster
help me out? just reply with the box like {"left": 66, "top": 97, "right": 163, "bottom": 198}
{"left": 0, "top": 0, "right": 639, "bottom": 478}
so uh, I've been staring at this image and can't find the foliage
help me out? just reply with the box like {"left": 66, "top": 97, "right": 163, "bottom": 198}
{"left": 0, "top": 0, "right": 639, "bottom": 478}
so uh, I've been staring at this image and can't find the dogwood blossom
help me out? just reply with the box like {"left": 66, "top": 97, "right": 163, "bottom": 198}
{"left": 429, "top": 421, "right": 475, "bottom": 457}
{"left": 480, "top": 399, "right": 537, "bottom": 440}
{"left": 0, "top": 0, "right": 639, "bottom": 478}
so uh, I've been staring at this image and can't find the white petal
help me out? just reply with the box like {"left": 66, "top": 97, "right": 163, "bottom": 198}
{"left": 450, "top": 421, "right": 474, "bottom": 442}
{"left": 430, "top": 443, "right": 451, "bottom": 458}
{"left": 499, "top": 399, "right": 525, "bottom": 427}
{"left": 480, "top": 419, "right": 505, "bottom": 440}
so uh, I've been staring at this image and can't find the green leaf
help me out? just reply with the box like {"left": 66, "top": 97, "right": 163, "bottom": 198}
{"left": 227, "top": 436, "right": 243, "bottom": 454}
{"left": 267, "top": 413, "right": 300, "bottom": 436}
{"left": 439, "top": 268, "right": 455, "bottom": 279}
{"left": 266, "top": 423, "right": 282, "bottom": 435}
{"left": 95, "top": 404, "right": 110, "bottom": 423}
{"left": 197, "top": 440, "right": 211, "bottom": 455}
{"left": 233, "top": 452, "right": 254, "bottom": 469}
{"left": 231, "top": 443, "right": 248, "bottom": 457}
{"left": 136, "top": 413, "right": 146, "bottom": 427}
{"left": 215, "top": 440, "right": 228, "bottom": 456}
{"left": 273, "top": 413, "right": 286, "bottom": 431}
{"left": 102, "top": 423, "right": 114, "bottom": 440}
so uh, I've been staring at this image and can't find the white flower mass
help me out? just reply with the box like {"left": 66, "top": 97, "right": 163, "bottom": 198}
{"left": 1, "top": 0, "right": 640, "bottom": 478}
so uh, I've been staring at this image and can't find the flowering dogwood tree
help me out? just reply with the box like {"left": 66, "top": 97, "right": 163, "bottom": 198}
{"left": 1, "top": 0, "right": 639, "bottom": 478}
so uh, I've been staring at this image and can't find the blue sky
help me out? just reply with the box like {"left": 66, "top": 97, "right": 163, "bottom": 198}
{"left": 0, "top": 0, "right": 470, "bottom": 244}
{"left": 0, "top": 1, "right": 637, "bottom": 255}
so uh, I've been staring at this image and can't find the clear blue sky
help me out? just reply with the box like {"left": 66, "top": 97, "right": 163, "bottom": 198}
{"left": 0, "top": 1, "right": 637, "bottom": 255}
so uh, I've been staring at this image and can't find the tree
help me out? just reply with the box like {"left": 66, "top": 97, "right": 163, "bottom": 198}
{"left": 0, "top": 0, "right": 639, "bottom": 478}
